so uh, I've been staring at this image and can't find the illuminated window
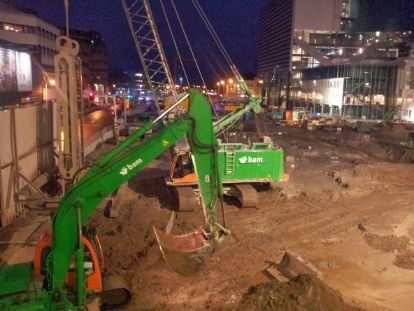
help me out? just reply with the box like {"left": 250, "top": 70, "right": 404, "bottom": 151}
{"left": 4, "top": 23, "right": 23, "bottom": 32}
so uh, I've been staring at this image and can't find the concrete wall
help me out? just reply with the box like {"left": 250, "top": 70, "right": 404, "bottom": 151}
{"left": 0, "top": 103, "right": 54, "bottom": 227}
{"left": 83, "top": 126, "right": 114, "bottom": 156}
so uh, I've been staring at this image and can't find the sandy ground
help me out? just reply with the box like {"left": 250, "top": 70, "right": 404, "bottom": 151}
{"left": 2, "top": 120, "right": 414, "bottom": 310}
{"left": 85, "top": 121, "right": 414, "bottom": 311}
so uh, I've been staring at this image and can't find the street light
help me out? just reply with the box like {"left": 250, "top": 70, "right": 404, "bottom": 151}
{"left": 43, "top": 77, "right": 56, "bottom": 103}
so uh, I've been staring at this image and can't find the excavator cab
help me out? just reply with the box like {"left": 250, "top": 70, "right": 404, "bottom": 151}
{"left": 168, "top": 138, "right": 197, "bottom": 184}
{"left": 169, "top": 150, "right": 197, "bottom": 183}
{"left": 33, "top": 228, "right": 104, "bottom": 293}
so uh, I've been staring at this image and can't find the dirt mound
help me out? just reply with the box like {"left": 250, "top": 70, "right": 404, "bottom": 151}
{"left": 364, "top": 233, "right": 410, "bottom": 253}
{"left": 95, "top": 202, "right": 170, "bottom": 273}
{"left": 394, "top": 251, "right": 414, "bottom": 270}
{"left": 376, "top": 122, "right": 411, "bottom": 141}
{"left": 239, "top": 275, "right": 362, "bottom": 311}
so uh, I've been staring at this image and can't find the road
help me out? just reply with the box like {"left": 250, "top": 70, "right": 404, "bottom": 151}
{"left": 82, "top": 109, "right": 114, "bottom": 146}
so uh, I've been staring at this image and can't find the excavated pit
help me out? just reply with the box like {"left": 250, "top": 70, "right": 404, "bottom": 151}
{"left": 88, "top": 121, "right": 414, "bottom": 310}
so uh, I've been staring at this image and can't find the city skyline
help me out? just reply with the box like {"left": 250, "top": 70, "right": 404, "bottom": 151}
{"left": 15, "top": 0, "right": 265, "bottom": 84}
{"left": 12, "top": 0, "right": 414, "bottom": 84}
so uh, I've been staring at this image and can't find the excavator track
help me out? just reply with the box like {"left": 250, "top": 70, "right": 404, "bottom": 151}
{"left": 175, "top": 186, "right": 198, "bottom": 212}
{"left": 232, "top": 183, "right": 259, "bottom": 208}
{"left": 100, "top": 274, "right": 131, "bottom": 310}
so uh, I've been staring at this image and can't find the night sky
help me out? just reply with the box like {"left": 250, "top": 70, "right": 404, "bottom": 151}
{"left": 14, "top": 1, "right": 414, "bottom": 85}
{"left": 356, "top": 0, "right": 414, "bottom": 31}
{"left": 15, "top": 0, "right": 266, "bottom": 85}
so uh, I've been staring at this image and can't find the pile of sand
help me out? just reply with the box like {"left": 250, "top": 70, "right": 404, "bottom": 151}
{"left": 239, "top": 275, "right": 363, "bottom": 311}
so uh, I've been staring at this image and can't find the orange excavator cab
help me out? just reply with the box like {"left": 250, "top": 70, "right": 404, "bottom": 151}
{"left": 169, "top": 151, "right": 197, "bottom": 184}
{"left": 33, "top": 228, "right": 104, "bottom": 293}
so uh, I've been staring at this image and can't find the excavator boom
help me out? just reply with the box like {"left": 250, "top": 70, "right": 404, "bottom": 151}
{"left": 0, "top": 90, "right": 227, "bottom": 310}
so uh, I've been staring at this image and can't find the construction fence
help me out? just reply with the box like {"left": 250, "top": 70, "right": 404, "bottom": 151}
{"left": 0, "top": 103, "right": 54, "bottom": 228}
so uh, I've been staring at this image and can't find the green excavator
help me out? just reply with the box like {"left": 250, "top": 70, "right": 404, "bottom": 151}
{"left": 0, "top": 90, "right": 230, "bottom": 310}
{"left": 166, "top": 74, "right": 286, "bottom": 210}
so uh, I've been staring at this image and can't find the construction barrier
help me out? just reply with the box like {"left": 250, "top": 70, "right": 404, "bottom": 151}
{"left": 0, "top": 103, "right": 54, "bottom": 227}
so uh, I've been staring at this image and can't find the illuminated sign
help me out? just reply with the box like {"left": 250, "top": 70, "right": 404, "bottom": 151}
{"left": 0, "top": 47, "right": 32, "bottom": 92}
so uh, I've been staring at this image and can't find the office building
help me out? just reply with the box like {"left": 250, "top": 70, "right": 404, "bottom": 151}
{"left": 257, "top": 0, "right": 414, "bottom": 120}
{"left": 258, "top": 0, "right": 346, "bottom": 107}
{"left": 0, "top": 3, "right": 60, "bottom": 103}
{"left": 67, "top": 28, "right": 110, "bottom": 95}
{"left": 0, "top": 4, "right": 59, "bottom": 75}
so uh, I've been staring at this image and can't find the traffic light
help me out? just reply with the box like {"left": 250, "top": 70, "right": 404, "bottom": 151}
{"left": 88, "top": 91, "right": 95, "bottom": 102}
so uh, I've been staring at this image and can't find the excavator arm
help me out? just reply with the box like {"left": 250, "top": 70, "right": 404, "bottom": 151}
{"left": 213, "top": 95, "right": 262, "bottom": 134}
{"left": 214, "top": 72, "right": 263, "bottom": 134}
{"left": 47, "top": 90, "right": 224, "bottom": 307}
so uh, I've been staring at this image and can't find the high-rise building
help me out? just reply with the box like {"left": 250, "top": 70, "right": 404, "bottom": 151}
{"left": 258, "top": 0, "right": 343, "bottom": 76}
{"left": 66, "top": 28, "right": 110, "bottom": 95}
{"left": 258, "top": 0, "right": 345, "bottom": 107}
{"left": 257, "top": 0, "right": 414, "bottom": 120}
{"left": 257, "top": 0, "right": 294, "bottom": 75}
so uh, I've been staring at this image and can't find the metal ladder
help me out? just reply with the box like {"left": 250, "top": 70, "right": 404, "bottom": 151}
{"left": 225, "top": 151, "right": 235, "bottom": 175}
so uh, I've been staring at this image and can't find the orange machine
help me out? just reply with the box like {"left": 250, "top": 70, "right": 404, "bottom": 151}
{"left": 33, "top": 229, "right": 104, "bottom": 293}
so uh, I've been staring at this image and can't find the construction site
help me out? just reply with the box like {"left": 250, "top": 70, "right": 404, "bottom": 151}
{"left": 1, "top": 0, "right": 414, "bottom": 310}
{"left": 86, "top": 116, "right": 414, "bottom": 311}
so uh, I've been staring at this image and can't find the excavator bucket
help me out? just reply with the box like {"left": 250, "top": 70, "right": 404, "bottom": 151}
{"left": 276, "top": 251, "right": 317, "bottom": 279}
{"left": 153, "top": 227, "right": 213, "bottom": 276}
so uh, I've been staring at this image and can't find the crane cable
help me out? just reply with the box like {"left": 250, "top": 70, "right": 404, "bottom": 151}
{"left": 191, "top": 0, "right": 243, "bottom": 83}
{"left": 169, "top": 0, "right": 220, "bottom": 120}
{"left": 159, "top": 0, "right": 190, "bottom": 87}
{"left": 191, "top": 0, "right": 251, "bottom": 139}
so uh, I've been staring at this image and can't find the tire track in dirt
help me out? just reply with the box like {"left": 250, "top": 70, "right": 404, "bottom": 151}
{"left": 278, "top": 199, "right": 406, "bottom": 242}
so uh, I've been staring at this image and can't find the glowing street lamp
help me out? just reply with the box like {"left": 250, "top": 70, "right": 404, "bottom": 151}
{"left": 43, "top": 78, "right": 56, "bottom": 103}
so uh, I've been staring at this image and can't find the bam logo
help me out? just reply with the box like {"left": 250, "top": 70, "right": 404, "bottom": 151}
{"left": 238, "top": 156, "right": 263, "bottom": 164}
{"left": 119, "top": 158, "right": 143, "bottom": 176}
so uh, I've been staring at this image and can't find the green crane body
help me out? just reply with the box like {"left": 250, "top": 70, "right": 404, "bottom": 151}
{"left": 169, "top": 82, "right": 285, "bottom": 198}
{"left": 0, "top": 90, "right": 224, "bottom": 310}
{"left": 214, "top": 80, "right": 284, "bottom": 183}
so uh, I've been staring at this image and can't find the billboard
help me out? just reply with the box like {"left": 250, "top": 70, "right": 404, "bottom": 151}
{"left": 0, "top": 47, "right": 32, "bottom": 92}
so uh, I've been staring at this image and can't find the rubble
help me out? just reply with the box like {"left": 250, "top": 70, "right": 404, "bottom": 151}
{"left": 240, "top": 275, "right": 363, "bottom": 311}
